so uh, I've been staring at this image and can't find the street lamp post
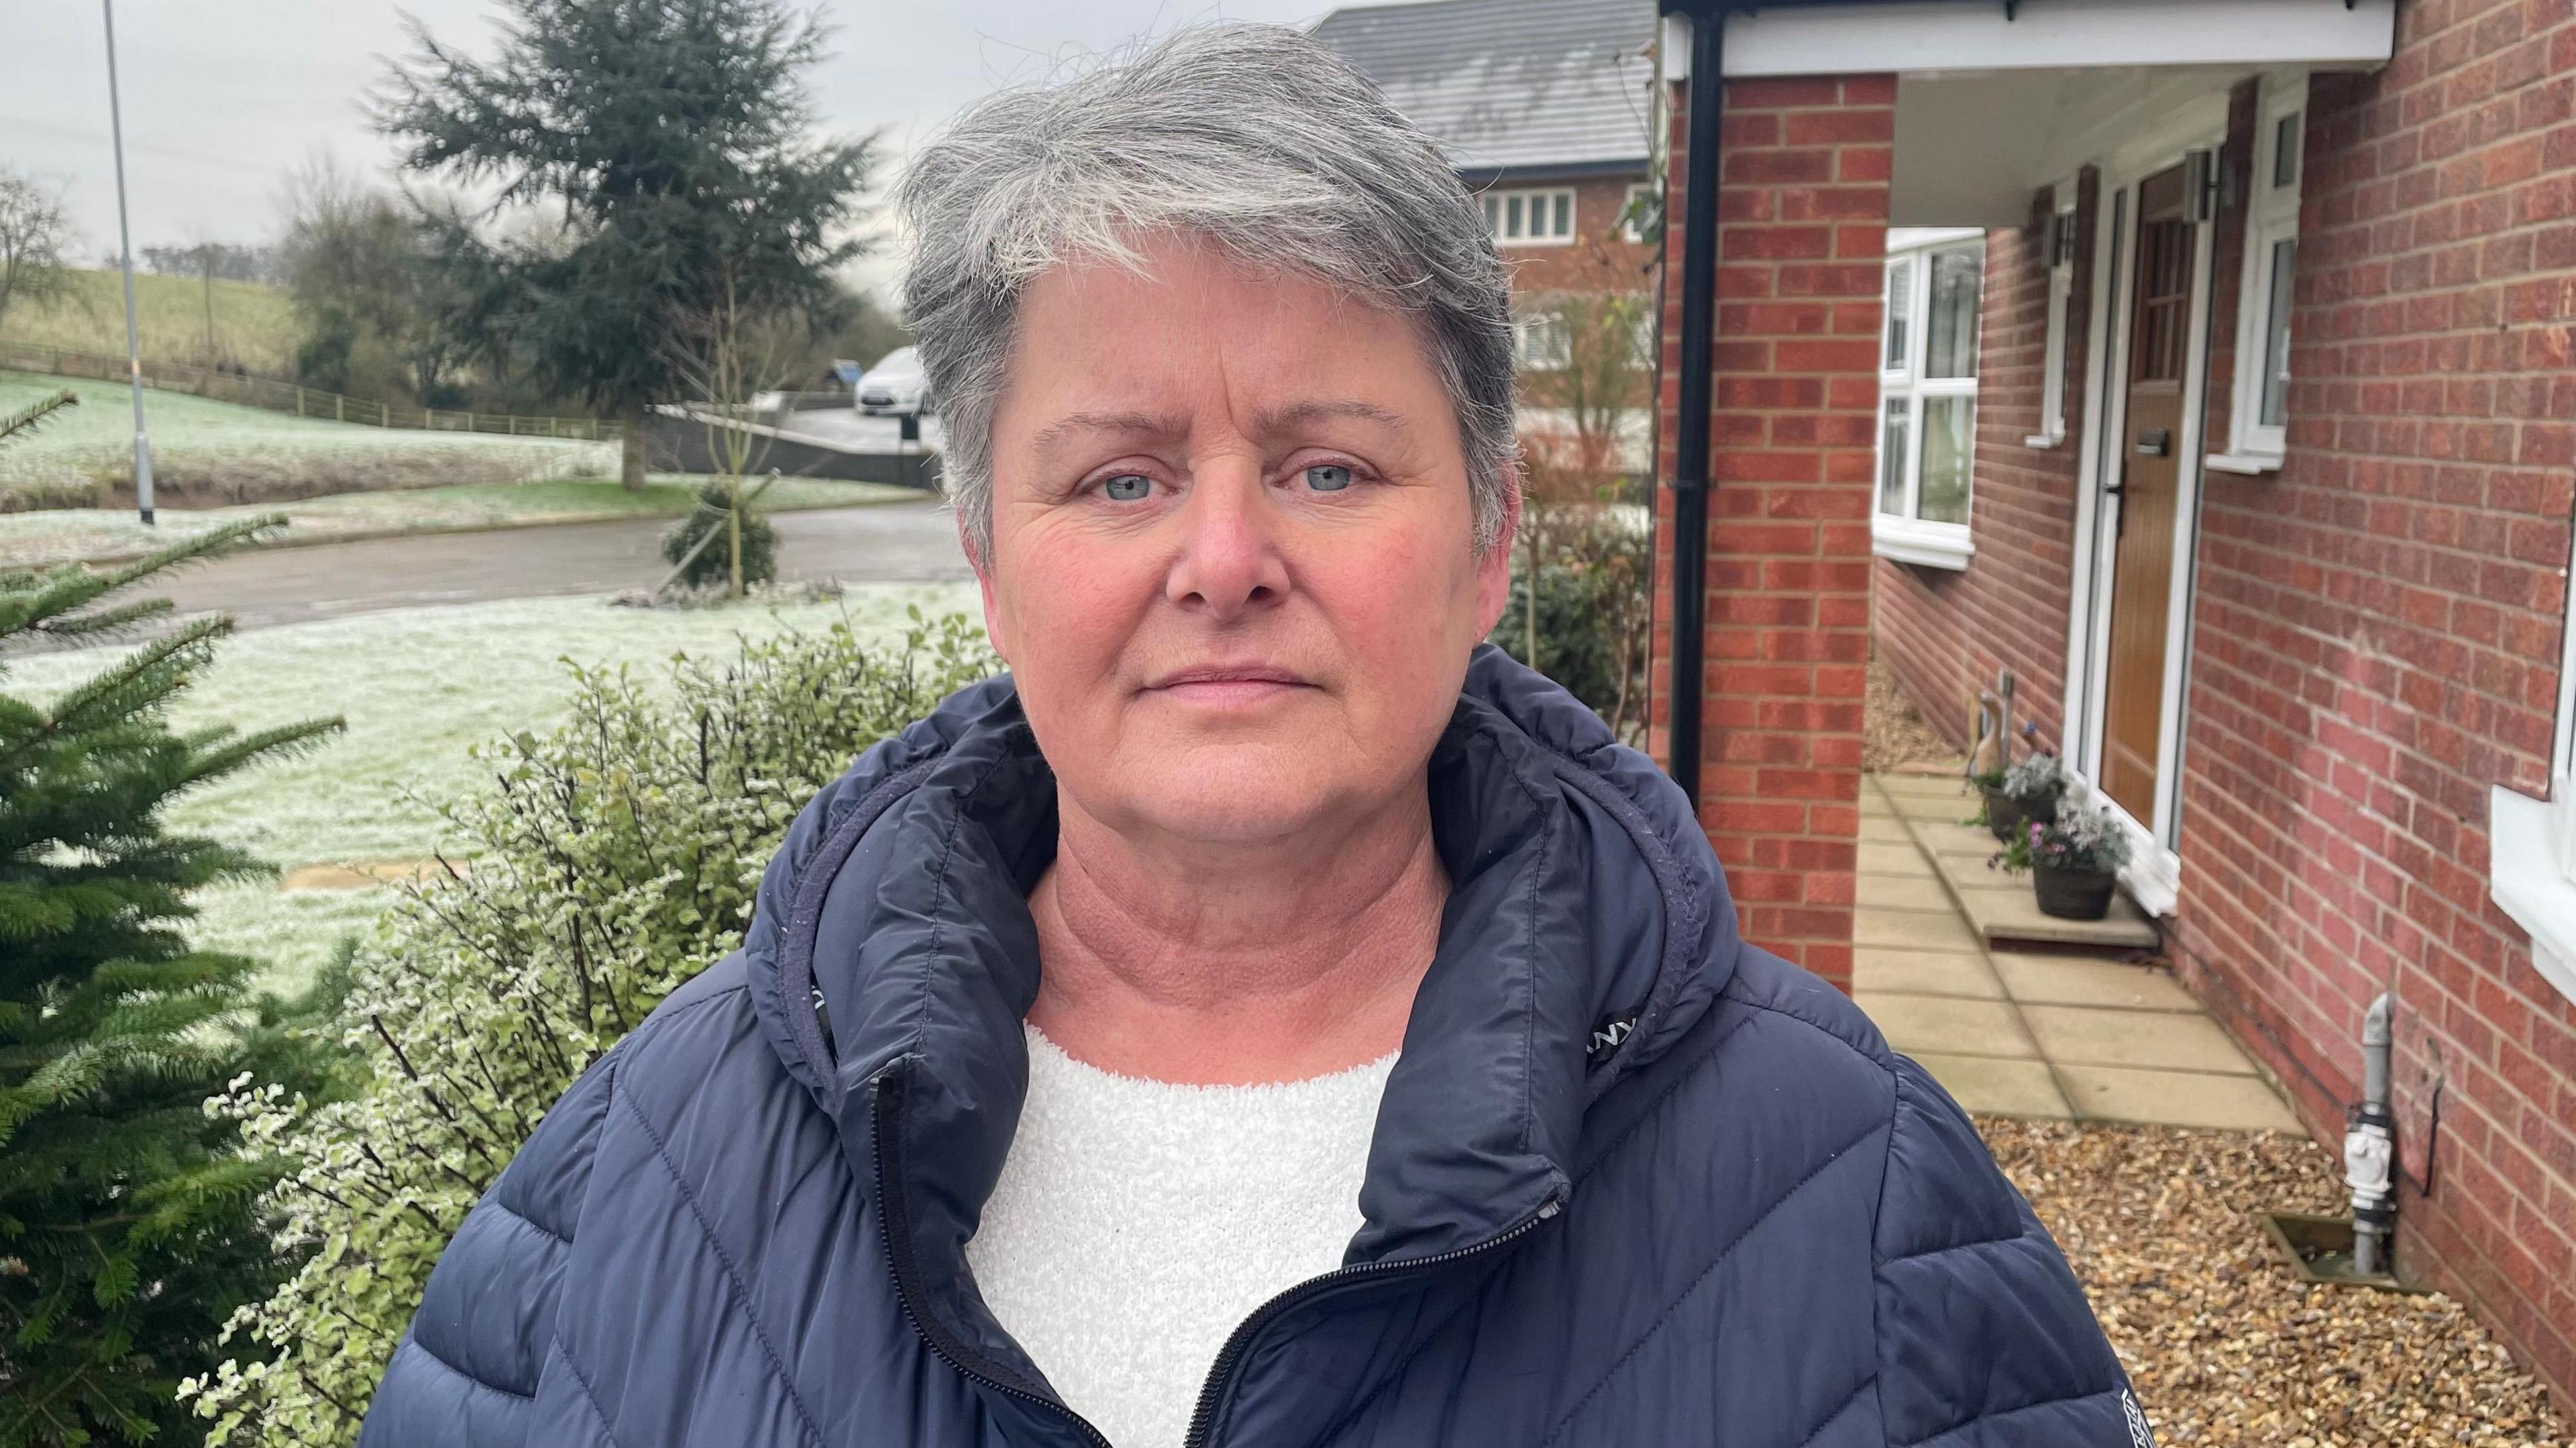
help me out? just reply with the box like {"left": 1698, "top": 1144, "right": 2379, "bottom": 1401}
{"left": 101, "top": 0, "right": 154, "bottom": 525}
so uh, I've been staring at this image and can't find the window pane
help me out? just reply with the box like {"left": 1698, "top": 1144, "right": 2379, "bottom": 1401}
{"left": 1554, "top": 192, "right": 1570, "bottom": 237}
{"left": 2273, "top": 112, "right": 2301, "bottom": 188}
{"left": 1882, "top": 260, "right": 1911, "bottom": 371}
{"left": 1878, "top": 398, "right": 1910, "bottom": 515}
{"left": 1506, "top": 195, "right": 1523, "bottom": 239}
{"left": 1924, "top": 248, "right": 1981, "bottom": 379}
{"left": 2260, "top": 237, "right": 2296, "bottom": 428}
{"left": 1483, "top": 195, "right": 1500, "bottom": 238}
{"left": 1919, "top": 396, "right": 1974, "bottom": 524}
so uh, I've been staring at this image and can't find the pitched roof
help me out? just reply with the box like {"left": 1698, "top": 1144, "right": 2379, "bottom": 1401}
{"left": 1312, "top": 0, "right": 1657, "bottom": 178}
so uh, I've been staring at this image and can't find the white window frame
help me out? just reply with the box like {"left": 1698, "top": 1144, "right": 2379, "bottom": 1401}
{"left": 2491, "top": 519, "right": 2576, "bottom": 1009}
{"left": 1619, "top": 182, "right": 1656, "bottom": 243}
{"left": 2028, "top": 180, "right": 2079, "bottom": 447}
{"left": 1873, "top": 227, "right": 1986, "bottom": 569}
{"left": 2220, "top": 72, "right": 2307, "bottom": 468}
{"left": 1513, "top": 310, "right": 1572, "bottom": 370}
{"left": 1481, "top": 187, "right": 1576, "bottom": 247}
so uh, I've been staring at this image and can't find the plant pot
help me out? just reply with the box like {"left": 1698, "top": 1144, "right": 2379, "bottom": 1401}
{"left": 2032, "top": 860, "right": 2116, "bottom": 920}
{"left": 1980, "top": 784, "right": 2029, "bottom": 842}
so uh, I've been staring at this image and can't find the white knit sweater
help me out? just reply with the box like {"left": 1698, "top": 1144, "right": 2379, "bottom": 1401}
{"left": 963, "top": 1023, "right": 1398, "bottom": 1448}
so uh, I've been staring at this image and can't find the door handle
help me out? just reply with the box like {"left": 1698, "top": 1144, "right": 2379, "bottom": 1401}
{"left": 2134, "top": 429, "right": 2171, "bottom": 457}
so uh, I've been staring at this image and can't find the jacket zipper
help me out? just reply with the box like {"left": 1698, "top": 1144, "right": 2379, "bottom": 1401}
{"left": 1180, "top": 1189, "right": 1566, "bottom": 1448}
{"left": 869, "top": 1071, "right": 1115, "bottom": 1448}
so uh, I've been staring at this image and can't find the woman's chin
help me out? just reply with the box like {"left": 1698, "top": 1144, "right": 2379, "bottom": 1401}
{"left": 1105, "top": 758, "right": 1352, "bottom": 848}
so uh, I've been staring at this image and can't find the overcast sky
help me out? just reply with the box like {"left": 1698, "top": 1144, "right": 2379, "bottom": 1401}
{"left": 2, "top": 0, "right": 1356, "bottom": 302}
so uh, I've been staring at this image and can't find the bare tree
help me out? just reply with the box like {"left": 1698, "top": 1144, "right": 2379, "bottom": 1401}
{"left": 661, "top": 264, "right": 802, "bottom": 598}
{"left": 0, "top": 169, "right": 74, "bottom": 335}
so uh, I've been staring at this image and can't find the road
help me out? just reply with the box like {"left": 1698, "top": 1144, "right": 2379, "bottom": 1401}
{"left": 155, "top": 500, "right": 975, "bottom": 631}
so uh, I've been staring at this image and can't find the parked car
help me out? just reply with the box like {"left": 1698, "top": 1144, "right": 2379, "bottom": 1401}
{"left": 854, "top": 345, "right": 930, "bottom": 416}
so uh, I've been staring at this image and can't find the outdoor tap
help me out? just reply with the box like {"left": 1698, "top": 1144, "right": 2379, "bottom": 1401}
{"left": 2348, "top": 992, "right": 2396, "bottom": 1276}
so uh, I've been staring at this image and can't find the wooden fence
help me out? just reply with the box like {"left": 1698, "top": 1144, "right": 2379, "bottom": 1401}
{"left": 0, "top": 339, "right": 623, "bottom": 442}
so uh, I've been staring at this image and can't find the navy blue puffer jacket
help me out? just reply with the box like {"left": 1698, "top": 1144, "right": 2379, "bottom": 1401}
{"left": 360, "top": 647, "right": 2150, "bottom": 1447}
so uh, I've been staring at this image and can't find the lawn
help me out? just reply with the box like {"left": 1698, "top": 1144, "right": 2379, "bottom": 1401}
{"left": 0, "top": 473, "right": 919, "bottom": 567}
{"left": 0, "top": 268, "right": 300, "bottom": 374}
{"left": 3, "top": 581, "right": 982, "bottom": 993}
{"left": 0, "top": 369, "right": 612, "bottom": 509}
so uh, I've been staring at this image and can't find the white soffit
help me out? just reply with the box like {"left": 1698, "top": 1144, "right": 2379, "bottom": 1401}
{"left": 1723, "top": 0, "right": 2397, "bottom": 77}
{"left": 1890, "top": 67, "right": 2240, "bottom": 225}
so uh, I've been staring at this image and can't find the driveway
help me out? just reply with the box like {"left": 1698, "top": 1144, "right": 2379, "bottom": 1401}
{"left": 157, "top": 499, "right": 973, "bottom": 631}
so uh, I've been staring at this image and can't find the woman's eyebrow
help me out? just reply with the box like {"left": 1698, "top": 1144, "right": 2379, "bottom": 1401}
{"left": 1253, "top": 398, "right": 1411, "bottom": 438}
{"left": 1030, "top": 410, "right": 1190, "bottom": 457}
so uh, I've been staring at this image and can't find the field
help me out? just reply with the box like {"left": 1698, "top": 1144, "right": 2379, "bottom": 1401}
{"left": 0, "top": 368, "right": 612, "bottom": 509}
{"left": 2, "top": 582, "right": 983, "bottom": 993}
{"left": 0, "top": 268, "right": 299, "bottom": 375}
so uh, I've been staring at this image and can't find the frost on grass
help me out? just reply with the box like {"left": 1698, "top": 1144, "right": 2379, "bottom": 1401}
{"left": 6, "top": 583, "right": 978, "bottom": 995}
{"left": 0, "top": 370, "right": 614, "bottom": 510}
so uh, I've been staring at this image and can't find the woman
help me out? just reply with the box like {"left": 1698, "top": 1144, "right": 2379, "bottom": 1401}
{"left": 362, "top": 24, "right": 2149, "bottom": 1448}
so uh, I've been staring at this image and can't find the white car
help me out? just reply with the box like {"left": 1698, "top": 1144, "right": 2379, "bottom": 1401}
{"left": 854, "top": 345, "right": 931, "bottom": 416}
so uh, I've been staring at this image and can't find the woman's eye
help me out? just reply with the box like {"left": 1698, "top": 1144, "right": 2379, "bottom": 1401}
{"left": 1101, "top": 473, "right": 1152, "bottom": 502}
{"left": 1303, "top": 463, "right": 1354, "bottom": 492}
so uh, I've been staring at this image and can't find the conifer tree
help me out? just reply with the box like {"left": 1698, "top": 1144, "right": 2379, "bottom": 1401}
{"left": 0, "top": 469, "right": 345, "bottom": 1447}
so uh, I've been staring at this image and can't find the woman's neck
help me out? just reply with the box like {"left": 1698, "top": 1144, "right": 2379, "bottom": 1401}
{"left": 1026, "top": 788, "right": 1446, "bottom": 1085}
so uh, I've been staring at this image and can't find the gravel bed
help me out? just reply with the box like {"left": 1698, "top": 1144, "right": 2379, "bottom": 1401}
{"left": 1866, "top": 654, "right": 1960, "bottom": 773}
{"left": 1981, "top": 1117, "right": 2569, "bottom": 1446}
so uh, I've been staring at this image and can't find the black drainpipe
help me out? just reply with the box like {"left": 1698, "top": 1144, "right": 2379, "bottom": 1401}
{"left": 1665, "top": 3, "right": 1728, "bottom": 806}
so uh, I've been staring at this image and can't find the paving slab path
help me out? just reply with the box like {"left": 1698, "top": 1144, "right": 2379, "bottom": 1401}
{"left": 149, "top": 498, "right": 973, "bottom": 631}
{"left": 1854, "top": 771, "right": 2303, "bottom": 1132}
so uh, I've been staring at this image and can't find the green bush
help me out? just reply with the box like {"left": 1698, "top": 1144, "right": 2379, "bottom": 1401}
{"left": 180, "top": 610, "right": 993, "bottom": 1445}
{"left": 659, "top": 480, "right": 779, "bottom": 590}
{"left": 1494, "top": 505, "right": 1651, "bottom": 742}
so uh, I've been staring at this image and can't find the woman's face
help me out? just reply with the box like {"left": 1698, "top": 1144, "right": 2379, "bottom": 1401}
{"left": 978, "top": 233, "right": 1514, "bottom": 850}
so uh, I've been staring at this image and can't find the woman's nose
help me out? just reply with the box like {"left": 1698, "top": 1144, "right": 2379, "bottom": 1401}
{"left": 1165, "top": 462, "right": 1291, "bottom": 621}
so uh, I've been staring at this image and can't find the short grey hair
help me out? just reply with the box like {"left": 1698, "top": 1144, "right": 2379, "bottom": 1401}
{"left": 896, "top": 22, "right": 1518, "bottom": 563}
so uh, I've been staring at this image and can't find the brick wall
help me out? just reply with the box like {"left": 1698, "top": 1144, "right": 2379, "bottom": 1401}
{"left": 1872, "top": 173, "right": 2099, "bottom": 757}
{"left": 1650, "top": 72, "right": 1892, "bottom": 991}
{"left": 2171, "top": 0, "right": 2576, "bottom": 1406}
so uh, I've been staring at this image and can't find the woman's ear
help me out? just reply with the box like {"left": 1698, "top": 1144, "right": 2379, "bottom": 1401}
{"left": 966, "top": 518, "right": 1013, "bottom": 666}
{"left": 1472, "top": 459, "right": 1525, "bottom": 638}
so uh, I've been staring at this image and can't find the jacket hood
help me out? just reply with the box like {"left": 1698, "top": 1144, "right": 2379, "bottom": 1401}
{"left": 739, "top": 644, "right": 1741, "bottom": 1400}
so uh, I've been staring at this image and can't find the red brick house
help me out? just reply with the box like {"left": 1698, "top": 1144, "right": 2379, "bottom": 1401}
{"left": 1317, "top": 0, "right": 1662, "bottom": 465}
{"left": 1644, "top": 0, "right": 2575, "bottom": 1411}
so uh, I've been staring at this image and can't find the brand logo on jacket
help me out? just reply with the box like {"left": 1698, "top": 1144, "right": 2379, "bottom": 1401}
{"left": 2122, "top": 1388, "right": 2155, "bottom": 1447}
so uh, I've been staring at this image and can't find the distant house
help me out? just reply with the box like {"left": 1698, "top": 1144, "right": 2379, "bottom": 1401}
{"left": 1315, "top": 0, "right": 1661, "bottom": 465}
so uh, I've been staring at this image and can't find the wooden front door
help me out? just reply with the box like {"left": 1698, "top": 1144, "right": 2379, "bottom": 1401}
{"left": 2099, "top": 164, "right": 2196, "bottom": 824}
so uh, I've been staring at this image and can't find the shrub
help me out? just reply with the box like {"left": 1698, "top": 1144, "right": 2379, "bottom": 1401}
{"left": 1493, "top": 504, "right": 1651, "bottom": 741}
{"left": 179, "top": 609, "right": 994, "bottom": 1445}
{"left": 658, "top": 479, "right": 778, "bottom": 590}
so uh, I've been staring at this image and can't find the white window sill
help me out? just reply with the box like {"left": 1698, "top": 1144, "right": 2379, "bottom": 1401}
{"left": 2206, "top": 451, "right": 2284, "bottom": 476}
{"left": 1872, "top": 514, "right": 1973, "bottom": 570}
{"left": 2485, "top": 784, "right": 2576, "bottom": 1007}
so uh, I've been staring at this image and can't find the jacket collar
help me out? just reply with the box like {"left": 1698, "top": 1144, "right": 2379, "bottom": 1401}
{"left": 751, "top": 645, "right": 1741, "bottom": 1401}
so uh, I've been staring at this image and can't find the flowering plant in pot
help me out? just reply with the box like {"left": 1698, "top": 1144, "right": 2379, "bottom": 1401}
{"left": 1996, "top": 801, "right": 2133, "bottom": 920}
{"left": 1982, "top": 752, "right": 2069, "bottom": 842}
